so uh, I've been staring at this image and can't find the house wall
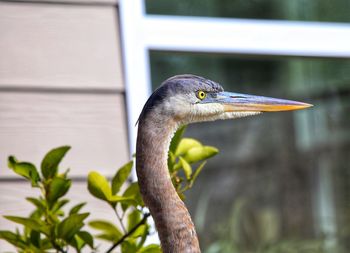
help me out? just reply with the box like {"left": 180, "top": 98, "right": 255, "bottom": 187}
{"left": 0, "top": 0, "right": 129, "bottom": 250}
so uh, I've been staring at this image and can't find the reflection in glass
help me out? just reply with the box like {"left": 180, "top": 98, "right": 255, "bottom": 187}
{"left": 146, "top": 0, "right": 350, "bottom": 23}
{"left": 150, "top": 51, "right": 350, "bottom": 252}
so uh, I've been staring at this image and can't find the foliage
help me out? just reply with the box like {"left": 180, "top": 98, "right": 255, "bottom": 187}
{"left": 168, "top": 126, "right": 218, "bottom": 199}
{"left": 1, "top": 126, "right": 219, "bottom": 252}
{"left": 1, "top": 146, "right": 92, "bottom": 252}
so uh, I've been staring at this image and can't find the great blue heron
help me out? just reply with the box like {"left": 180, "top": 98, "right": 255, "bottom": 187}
{"left": 136, "top": 74, "right": 312, "bottom": 253}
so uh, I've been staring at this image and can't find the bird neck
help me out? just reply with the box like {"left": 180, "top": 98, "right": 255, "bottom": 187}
{"left": 136, "top": 114, "right": 201, "bottom": 253}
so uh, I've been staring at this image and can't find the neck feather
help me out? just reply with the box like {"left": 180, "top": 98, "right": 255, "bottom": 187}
{"left": 136, "top": 112, "right": 201, "bottom": 253}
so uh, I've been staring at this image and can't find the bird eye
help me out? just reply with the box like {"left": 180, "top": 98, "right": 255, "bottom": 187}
{"left": 196, "top": 90, "right": 207, "bottom": 100}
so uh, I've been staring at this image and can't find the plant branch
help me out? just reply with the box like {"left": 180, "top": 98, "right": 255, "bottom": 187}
{"left": 51, "top": 239, "right": 67, "bottom": 253}
{"left": 106, "top": 212, "right": 151, "bottom": 253}
{"left": 114, "top": 207, "right": 127, "bottom": 233}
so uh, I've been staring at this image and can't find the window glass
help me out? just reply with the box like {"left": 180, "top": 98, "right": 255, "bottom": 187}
{"left": 150, "top": 51, "right": 350, "bottom": 252}
{"left": 146, "top": 0, "right": 350, "bottom": 23}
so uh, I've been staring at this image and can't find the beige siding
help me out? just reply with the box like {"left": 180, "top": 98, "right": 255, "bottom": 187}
{"left": 0, "top": 92, "right": 129, "bottom": 177}
{"left": 18, "top": 0, "right": 118, "bottom": 4}
{"left": 0, "top": 1, "right": 128, "bottom": 250}
{"left": 0, "top": 2, "right": 123, "bottom": 89}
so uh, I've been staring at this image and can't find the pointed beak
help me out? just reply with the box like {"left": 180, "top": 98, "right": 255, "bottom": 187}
{"left": 212, "top": 91, "right": 312, "bottom": 112}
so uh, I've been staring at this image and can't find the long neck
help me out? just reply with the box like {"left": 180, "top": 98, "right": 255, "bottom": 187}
{"left": 136, "top": 114, "right": 201, "bottom": 253}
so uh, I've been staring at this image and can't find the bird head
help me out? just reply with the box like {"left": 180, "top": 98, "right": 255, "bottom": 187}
{"left": 138, "top": 74, "right": 312, "bottom": 125}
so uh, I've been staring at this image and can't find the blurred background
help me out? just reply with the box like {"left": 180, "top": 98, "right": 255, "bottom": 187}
{"left": 147, "top": 1, "right": 350, "bottom": 252}
{"left": 1, "top": 0, "right": 350, "bottom": 252}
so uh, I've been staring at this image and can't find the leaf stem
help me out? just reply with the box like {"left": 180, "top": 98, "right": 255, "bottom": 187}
{"left": 51, "top": 239, "right": 67, "bottom": 253}
{"left": 106, "top": 212, "right": 151, "bottom": 253}
{"left": 114, "top": 207, "right": 127, "bottom": 234}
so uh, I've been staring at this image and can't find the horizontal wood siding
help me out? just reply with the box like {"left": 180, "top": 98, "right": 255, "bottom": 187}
{"left": 0, "top": 92, "right": 129, "bottom": 177}
{"left": 0, "top": 1, "right": 128, "bottom": 250}
{"left": 17, "top": 0, "right": 118, "bottom": 5}
{"left": 0, "top": 2, "right": 123, "bottom": 89}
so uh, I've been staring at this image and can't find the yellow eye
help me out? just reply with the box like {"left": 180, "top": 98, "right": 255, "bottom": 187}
{"left": 197, "top": 90, "right": 207, "bottom": 100}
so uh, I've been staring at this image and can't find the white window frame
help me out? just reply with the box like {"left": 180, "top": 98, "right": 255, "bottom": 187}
{"left": 119, "top": 0, "right": 350, "bottom": 154}
{"left": 119, "top": 0, "right": 350, "bottom": 245}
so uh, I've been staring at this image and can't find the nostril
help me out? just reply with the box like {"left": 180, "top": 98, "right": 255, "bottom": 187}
{"left": 230, "top": 96, "right": 246, "bottom": 99}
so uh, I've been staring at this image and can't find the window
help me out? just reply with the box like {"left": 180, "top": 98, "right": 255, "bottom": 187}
{"left": 146, "top": 0, "right": 350, "bottom": 22}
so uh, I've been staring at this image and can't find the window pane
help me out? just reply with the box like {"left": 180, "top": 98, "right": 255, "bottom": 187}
{"left": 146, "top": 0, "right": 350, "bottom": 23}
{"left": 149, "top": 51, "right": 350, "bottom": 252}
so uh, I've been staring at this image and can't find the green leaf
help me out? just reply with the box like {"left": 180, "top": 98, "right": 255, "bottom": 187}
{"left": 175, "top": 138, "right": 202, "bottom": 156}
{"left": 130, "top": 224, "right": 147, "bottom": 239}
{"left": 69, "top": 202, "right": 86, "bottom": 215}
{"left": 122, "top": 182, "right": 143, "bottom": 210}
{"left": 169, "top": 125, "right": 187, "bottom": 154}
{"left": 4, "top": 216, "right": 49, "bottom": 235}
{"left": 8, "top": 156, "right": 17, "bottom": 169}
{"left": 57, "top": 213, "right": 89, "bottom": 241}
{"left": 70, "top": 235, "right": 84, "bottom": 251}
{"left": 183, "top": 146, "right": 218, "bottom": 164}
{"left": 40, "top": 238, "right": 53, "bottom": 250}
{"left": 46, "top": 177, "right": 71, "bottom": 207}
{"left": 77, "top": 231, "right": 94, "bottom": 248}
{"left": 167, "top": 151, "right": 176, "bottom": 173}
{"left": 70, "top": 232, "right": 92, "bottom": 251}
{"left": 177, "top": 192, "right": 186, "bottom": 201}
{"left": 88, "top": 171, "right": 134, "bottom": 205}
{"left": 0, "top": 230, "right": 27, "bottom": 249}
{"left": 123, "top": 182, "right": 141, "bottom": 201}
{"left": 112, "top": 161, "right": 133, "bottom": 195}
{"left": 51, "top": 199, "right": 69, "bottom": 214}
{"left": 138, "top": 244, "right": 162, "bottom": 253}
{"left": 8, "top": 157, "right": 40, "bottom": 187}
{"left": 41, "top": 146, "right": 70, "bottom": 180}
{"left": 87, "top": 171, "right": 111, "bottom": 201}
{"left": 26, "top": 197, "right": 46, "bottom": 211}
{"left": 109, "top": 195, "right": 136, "bottom": 204}
{"left": 30, "top": 230, "right": 40, "bottom": 248}
{"left": 179, "top": 157, "right": 192, "bottom": 180}
{"left": 89, "top": 220, "right": 122, "bottom": 242}
{"left": 190, "top": 161, "right": 206, "bottom": 187}
{"left": 127, "top": 209, "right": 141, "bottom": 232}
{"left": 95, "top": 234, "right": 117, "bottom": 242}
{"left": 122, "top": 240, "right": 138, "bottom": 253}
{"left": 29, "top": 209, "right": 44, "bottom": 222}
